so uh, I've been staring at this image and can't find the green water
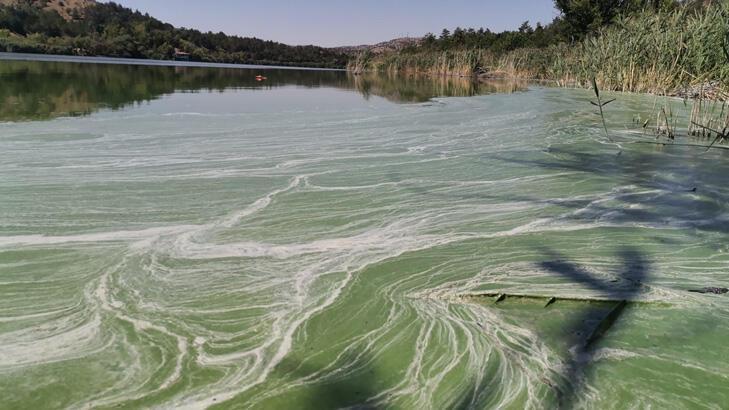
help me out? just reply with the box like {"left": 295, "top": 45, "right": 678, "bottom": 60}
{"left": 1, "top": 58, "right": 729, "bottom": 409}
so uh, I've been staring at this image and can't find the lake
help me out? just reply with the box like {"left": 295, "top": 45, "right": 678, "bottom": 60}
{"left": 1, "top": 56, "right": 729, "bottom": 409}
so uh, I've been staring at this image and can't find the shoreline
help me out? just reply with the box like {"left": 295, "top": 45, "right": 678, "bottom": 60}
{"left": 349, "top": 67, "right": 728, "bottom": 101}
{"left": 0, "top": 52, "right": 347, "bottom": 72}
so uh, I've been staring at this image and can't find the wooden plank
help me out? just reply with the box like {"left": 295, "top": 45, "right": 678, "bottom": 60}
{"left": 460, "top": 292, "right": 664, "bottom": 306}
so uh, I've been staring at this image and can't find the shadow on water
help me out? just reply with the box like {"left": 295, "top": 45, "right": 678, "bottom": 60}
{"left": 490, "top": 146, "right": 729, "bottom": 236}
{"left": 249, "top": 350, "right": 383, "bottom": 410}
{"left": 450, "top": 379, "right": 489, "bottom": 410}
{"left": 265, "top": 345, "right": 488, "bottom": 410}
{"left": 488, "top": 145, "right": 729, "bottom": 406}
{"left": 389, "top": 143, "right": 729, "bottom": 237}
{"left": 538, "top": 246, "right": 649, "bottom": 408}
{"left": 388, "top": 141, "right": 729, "bottom": 406}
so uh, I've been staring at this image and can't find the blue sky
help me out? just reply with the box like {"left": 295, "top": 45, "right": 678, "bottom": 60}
{"left": 104, "top": 0, "right": 559, "bottom": 47}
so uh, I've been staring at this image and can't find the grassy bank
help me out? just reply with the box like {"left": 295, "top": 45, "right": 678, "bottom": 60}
{"left": 349, "top": 3, "right": 729, "bottom": 95}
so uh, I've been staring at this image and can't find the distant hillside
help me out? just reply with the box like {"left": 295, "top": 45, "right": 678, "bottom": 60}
{"left": 0, "top": 0, "right": 348, "bottom": 68}
{"left": 0, "top": 0, "right": 95, "bottom": 20}
{"left": 333, "top": 37, "right": 422, "bottom": 55}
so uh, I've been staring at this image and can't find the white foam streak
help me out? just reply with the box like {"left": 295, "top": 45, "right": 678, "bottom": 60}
{"left": 0, "top": 226, "right": 196, "bottom": 248}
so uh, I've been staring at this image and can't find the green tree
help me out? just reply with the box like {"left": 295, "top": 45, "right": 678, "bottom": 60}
{"left": 554, "top": 0, "right": 680, "bottom": 40}
{"left": 0, "top": 1, "right": 349, "bottom": 68}
{"left": 422, "top": 32, "right": 436, "bottom": 48}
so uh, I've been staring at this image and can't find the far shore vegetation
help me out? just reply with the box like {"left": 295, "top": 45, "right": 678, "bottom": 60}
{"left": 349, "top": 0, "right": 729, "bottom": 97}
{"left": 0, "top": 1, "right": 348, "bottom": 68}
{"left": 1, "top": 0, "right": 727, "bottom": 99}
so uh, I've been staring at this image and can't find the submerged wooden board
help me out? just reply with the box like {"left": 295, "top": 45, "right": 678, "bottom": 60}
{"left": 585, "top": 300, "right": 628, "bottom": 347}
{"left": 460, "top": 292, "right": 667, "bottom": 306}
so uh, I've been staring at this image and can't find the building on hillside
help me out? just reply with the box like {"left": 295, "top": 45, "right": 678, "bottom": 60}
{"left": 174, "top": 48, "right": 191, "bottom": 61}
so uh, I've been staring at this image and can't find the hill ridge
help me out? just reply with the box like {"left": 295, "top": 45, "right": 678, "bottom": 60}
{"left": 0, "top": 0, "right": 348, "bottom": 67}
{"left": 0, "top": 0, "right": 96, "bottom": 20}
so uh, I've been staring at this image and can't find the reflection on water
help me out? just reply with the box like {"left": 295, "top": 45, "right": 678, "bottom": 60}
{"left": 352, "top": 72, "right": 526, "bottom": 103}
{"left": 0, "top": 59, "right": 527, "bottom": 121}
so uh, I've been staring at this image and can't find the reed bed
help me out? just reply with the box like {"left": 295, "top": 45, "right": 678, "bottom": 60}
{"left": 688, "top": 96, "right": 729, "bottom": 147}
{"left": 628, "top": 92, "right": 729, "bottom": 151}
{"left": 350, "top": 3, "right": 729, "bottom": 96}
{"left": 348, "top": 49, "right": 491, "bottom": 77}
{"left": 553, "top": 3, "right": 729, "bottom": 94}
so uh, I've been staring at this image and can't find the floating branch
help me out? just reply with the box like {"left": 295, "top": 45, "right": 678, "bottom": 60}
{"left": 690, "top": 121, "right": 728, "bottom": 152}
{"left": 688, "top": 287, "right": 728, "bottom": 295}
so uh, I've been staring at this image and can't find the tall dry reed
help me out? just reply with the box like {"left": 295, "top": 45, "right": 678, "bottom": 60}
{"left": 350, "top": 3, "right": 729, "bottom": 95}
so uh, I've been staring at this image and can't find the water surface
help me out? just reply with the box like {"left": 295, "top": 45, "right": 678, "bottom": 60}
{"left": 1, "top": 58, "right": 728, "bottom": 409}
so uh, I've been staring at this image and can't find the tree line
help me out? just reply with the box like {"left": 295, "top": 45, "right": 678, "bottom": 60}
{"left": 415, "top": 0, "right": 708, "bottom": 54}
{"left": 0, "top": 0, "right": 715, "bottom": 68}
{"left": 0, "top": 1, "right": 348, "bottom": 68}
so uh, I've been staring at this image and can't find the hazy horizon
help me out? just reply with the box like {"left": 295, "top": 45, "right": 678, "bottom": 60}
{"left": 101, "top": 0, "right": 559, "bottom": 47}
